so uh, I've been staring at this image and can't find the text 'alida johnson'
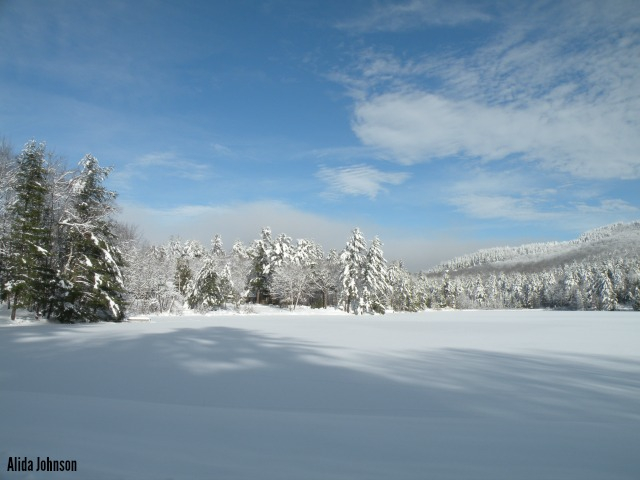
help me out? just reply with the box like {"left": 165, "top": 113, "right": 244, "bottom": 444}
{"left": 7, "top": 456, "right": 78, "bottom": 472}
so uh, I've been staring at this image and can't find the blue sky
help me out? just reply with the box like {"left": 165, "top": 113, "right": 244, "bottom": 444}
{"left": 1, "top": 0, "right": 639, "bottom": 270}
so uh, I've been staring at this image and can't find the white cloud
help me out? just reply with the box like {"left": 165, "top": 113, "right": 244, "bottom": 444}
{"left": 340, "top": 0, "right": 640, "bottom": 180}
{"left": 316, "top": 164, "right": 409, "bottom": 199}
{"left": 352, "top": 88, "right": 640, "bottom": 179}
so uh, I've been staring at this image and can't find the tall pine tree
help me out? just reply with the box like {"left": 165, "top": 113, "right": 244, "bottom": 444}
{"left": 0, "top": 140, "right": 17, "bottom": 303}
{"left": 4, "top": 141, "right": 55, "bottom": 320}
{"left": 55, "top": 154, "right": 125, "bottom": 322}
{"left": 339, "top": 228, "right": 367, "bottom": 314}
{"left": 362, "top": 236, "right": 389, "bottom": 313}
{"left": 249, "top": 227, "right": 273, "bottom": 303}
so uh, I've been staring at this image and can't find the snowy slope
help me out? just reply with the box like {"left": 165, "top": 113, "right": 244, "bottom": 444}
{"left": 429, "top": 221, "right": 640, "bottom": 274}
{"left": 1, "top": 309, "right": 640, "bottom": 479}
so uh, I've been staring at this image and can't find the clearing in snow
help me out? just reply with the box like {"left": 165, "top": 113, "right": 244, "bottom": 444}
{"left": 1, "top": 307, "right": 639, "bottom": 479}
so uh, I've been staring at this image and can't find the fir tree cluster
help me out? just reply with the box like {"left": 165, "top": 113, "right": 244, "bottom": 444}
{"left": 0, "top": 141, "right": 126, "bottom": 322}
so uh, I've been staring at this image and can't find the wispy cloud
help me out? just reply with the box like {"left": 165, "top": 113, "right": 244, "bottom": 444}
{"left": 448, "top": 193, "right": 560, "bottom": 223}
{"left": 336, "top": 0, "right": 640, "bottom": 180}
{"left": 446, "top": 168, "right": 639, "bottom": 229}
{"left": 573, "top": 199, "right": 639, "bottom": 215}
{"left": 316, "top": 164, "right": 409, "bottom": 199}
{"left": 111, "top": 151, "right": 212, "bottom": 190}
{"left": 446, "top": 169, "right": 559, "bottom": 222}
{"left": 136, "top": 152, "right": 210, "bottom": 179}
{"left": 211, "top": 143, "right": 234, "bottom": 157}
{"left": 336, "top": 0, "right": 491, "bottom": 32}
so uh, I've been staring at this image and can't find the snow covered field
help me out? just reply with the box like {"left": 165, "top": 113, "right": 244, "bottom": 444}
{"left": 1, "top": 308, "right": 639, "bottom": 479}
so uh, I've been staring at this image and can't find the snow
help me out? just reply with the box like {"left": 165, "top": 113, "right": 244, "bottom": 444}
{"left": 1, "top": 308, "right": 639, "bottom": 479}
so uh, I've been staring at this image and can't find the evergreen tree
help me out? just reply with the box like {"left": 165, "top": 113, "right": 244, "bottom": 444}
{"left": 186, "top": 256, "right": 225, "bottom": 311}
{"left": 339, "top": 228, "right": 367, "bottom": 314}
{"left": 596, "top": 268, "right": 617, "bottom": 311}
{"left": 270, "top": 233, "right": 293, "bottom": 268}
{"left": 174, "top": 257, "right": 192, "bottom": 296}
{"left": 362, "top": 236, "right": 389, "bottom": 313}
{"left": 387, "top": 261, "right": 415, "bottom": 311}
{"left": 0, "top": 140, "right": 17, "bottom": 302}
{"left": 633, "top": 285, "right": 640, "bottom": 311}
{"left": 4, "top": 140, "right": 55, "bottom": 320}
{"left": 183, "top": 239, "right": 205, "bottom": 258}
{"left": 210, "top": 234, "right": 224, "bottom": 257}
{"left": 231, "top": 240, "right": 247, "bottom": 258}
{"left": 249, "top": 227, "right": 273, "bottom": 303}
{"left": 440, "top": 272, "right": 454, "bottom": 308}
{"left": 472, "top": 275, "right": 486, "bottom": 307}
{"left": 55, "top": 154, "right": 125, "bottom": 322}
{"left": 481, "top": 274, "right": 496, "bottom": 307}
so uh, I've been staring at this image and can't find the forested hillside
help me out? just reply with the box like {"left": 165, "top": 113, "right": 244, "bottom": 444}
{"left": 430, "top": 222, "right": 640, "bottom": 275}
{"left": 422, "top": 222, "right": 640, "bottom": 311}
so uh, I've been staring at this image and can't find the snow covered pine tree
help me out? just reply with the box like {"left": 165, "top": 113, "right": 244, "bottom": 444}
{"left": 4, "top": 141, "right": 55, "bottom": 320}
{"left": 339, "top": 228, "right": 367, "bottom": 314}
{"left": 362, "top": 236, "right": 390, "bottom": 313}
{"left": 55, "top": 155, "right": 125, "bottom": 322}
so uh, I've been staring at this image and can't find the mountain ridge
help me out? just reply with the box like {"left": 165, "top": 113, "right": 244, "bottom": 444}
{"left": 427, "top": 221, "right": 640, "bottom": 275}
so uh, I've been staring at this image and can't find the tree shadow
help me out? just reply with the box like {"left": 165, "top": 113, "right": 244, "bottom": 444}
{"left": 2, "top": 323, "right": 640, "bottom": 479}
{"left": 3, "top": 323, "right": 639, "bottom": 422}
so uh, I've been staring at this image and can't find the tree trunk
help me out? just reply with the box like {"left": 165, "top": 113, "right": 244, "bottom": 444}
{"left": 10, "top": 292, "right": 17, "bottom": 320}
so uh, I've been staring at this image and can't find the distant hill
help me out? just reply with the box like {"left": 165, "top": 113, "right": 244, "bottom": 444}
{"left": 419, "top": 221, "right": 640, "bottom": 311}
{"left": 427, "top": 221, "right": 640, "bottom": 276}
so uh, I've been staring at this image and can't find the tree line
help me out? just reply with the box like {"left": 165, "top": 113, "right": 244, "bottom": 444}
{"left": 123, "top": 226, "right": 403, "bottom": 315}
{"left": 418, "top": 258, "right": 640, "bottom": 311}
{"left": 0, "top": 139, "right": 407, "bottom": 320}
{"left": 125, "top": 222, "right": 640, "bottom": 314}
{"left": 2, "top": 139, "right": 639, "bottom": 322}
